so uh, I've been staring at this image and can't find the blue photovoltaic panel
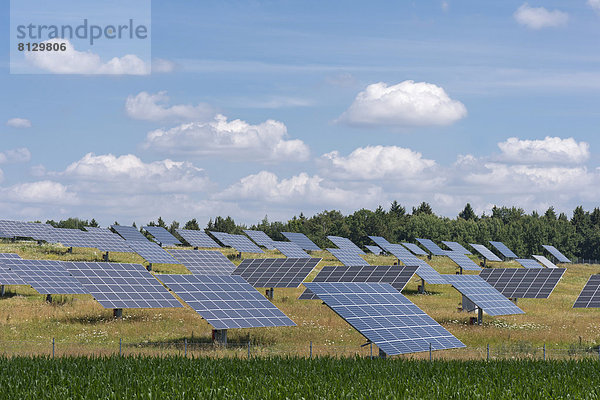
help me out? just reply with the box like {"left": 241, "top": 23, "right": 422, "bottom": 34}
{"left": 0, "top": 253, "right": 21, "bottom": 260}
{"left": 83, "top": 227, "right": 132, "bottom": 252}
{"left": 0, "top": 229, "right": 10, "bottom": 238}
{"left": 574, "top": 275, "right": 600, "bottom": 308}
{"left": 442, "top": 241, "right": 472, "bottom": 255}
{"left": 479, "top": 268, "right": 565, "bottom": 299}
{"left": 272, "top": 241, "right": 311, "bottom": 258}
{"left": 176, "top": 229, "right": 221, "bottom": 248}
{"left": 385, "top": 243, "right": 414, "bottom": 258}
{"left": 305, "top": 282, "right": 465, "bottom": 356}
{"left": 158, "top": 274, "right": 295, "bottom": 329}
{"left": 243, "top": 230, "right": 276, "bottom": 250}
{"left": 445, "top": 252, "right": 482, "bottom": 271}
{"left": 415, "top": 238, "right": 446, "bottom": 256}
{"left": 469, "top": 243, "right": 502, "bottom": 262}
{"left": 401, "top": 243, "right": 428, "bottom": 256}
{"left": 368, "top": 236, "right": 392, "bottom": 251}
{"left": 365, "top": 245, "right": 382, "bottom": 255}
{"left": 111, "top": 225, "right": 147, "bottom": 241}
{"left": 127, "top": 240, "right": 181, "bottom": 264}
{"left": 0, "top": 266, "right": 27, "bottom": 285}
{"left": 327, "top": 236, "right": 365, "bottom": 255}
{"left": 168, "top": 249, "right": 235, "bottom": 275}
{"left": 532, "top": 255, "right": 558, "bottom": 269}
{"left": 210, "top": 232, "right": 264, "bottom": 253}
{"left": 443, "top": 275, "right": 524, "bottom": 316}
{"left": 281, "top": 232, "right": 320, "bottom": 251}
{"left": 388, "top": 247, "right": 446, "bottom": 285}
{"left": 142, "top": 226, "right": 181, "bottom": 246}
{"left": 489, "top": 241, "right": 518, "bottom": 259}
{"left": 3, "top": 259, "right": 87, "bottom": 295}
{"left": 232, "top": 258, "right": 320, "bottom": 288}
{"left": 0, "top": 220, "right": 54, "bottom": 241}
{"left": 299, "top": 265, "right": 418, "bottom": 300}
{"left": 64, "top": 262, "right": 182, "bottom": 309}
{"left": 516, "top": 259, "right": 544, "bottom": 269}
{"left": 327, "top": 248, "right": 368, "bottom": 267}
{"left": 542, "top": 245, "right": 571, "bottom": 263}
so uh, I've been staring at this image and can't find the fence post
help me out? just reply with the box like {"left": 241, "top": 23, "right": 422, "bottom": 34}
{"left": 597, "top": 345, "right": 600, "bottom": 361}
{"left": 119, "top": 338, "right": 122, "bottom": 356}
{"left": 429, "top": 343, "right": 432, "bottom": 361}
{"left": 370, "top": 343, "right": 373, "bottom": 359}
{"left": 543, "top": 343, "right": 546, "bottom": 361}
{"left": 52, "top": 338, "right": 55, "bottom": 358}
{"left": 247, "top": 341, "right": 251, "bottom": 358}
{"left": 309, "top": 341, "right": 312, "bottom": 359}
{"left": 487, "top": 344, "right": 490, "bottom": 360}
{"left": 184, "top": 338, "right": 187, "bottom": 357}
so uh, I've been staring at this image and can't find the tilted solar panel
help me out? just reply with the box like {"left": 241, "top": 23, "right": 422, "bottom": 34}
{"left": 0, "top": 253, "right": 21, "bottom": 259}
{"left": 368, "top": 236, "right": 392, "bottom": 250}
{"left": 415, "top": 238, "right": 446, "bottom": 256}
{"left": 281, "top": 232, "right": 320, "bottom": 251}
{"left": 176, "top": 229, "right": 221, "bottom": 248}
{"left": 305, "top": 282, "right": 465, "bottom": 356}
{"left": 532, "top": 255, "right": 558, "bottom": 269}
{"left": 574, "top": 275, "right": 600, "bottom": 308}
{"left": 401, "top": 242, "right": 428, "bottom": 256}
{"left": 3, "top": 259, "right": 87, "bottom": 294}
{"left": 479, "top": 268, "right": 565, "bottom": 299}
{"left": 210, "top": 232, "right": 264, "bottom": 253}
{"left": 469, "top": 244, "right": 502, "bottom": 262}
{"left": 327, "top": 236, "right": 365, "bottom": 255}
{"left": 542, "top": 245, "right": 571, "bottom": 263}
{"left": 168, "top": 249, "right": 235, "bottom": 275}
{"left": 243, "top": 230, "right": 276, "bottom": 250}
{"left": 489, "top": 241, "right": 518, "bottom": 258}
{"left": 83, "top": 228, "right": 131, "bottom": 252}
{"left": 142, "top": 226, "right": 181, "bottom": 246}
{"left": 515, "top": 259, "right": 544, "bottom": 269}
{"left": 111, "top": 225, "right": 147, "bottom": 241}
{"left": 232, "top": 258, "right": 320, "bottom": 288}
{"left": 365, "top": 245, "right": 382, "bottom": 255}
{"left": 442, "top": 241, "right": 472, "bottom": 255}
{"left": 272, "top": 241, "right": 311, "bottom": 258}
{"left": 445, "top": 252, "right": 482, "bottom": 271}
{"left": 327, "top": 248, "right": 368, "bottom": 267}
{"left": 127, "top": 240, "right": 181, "bottom": 264}
{"left": 394, "top": 254, "right": 446, "bottom": 285}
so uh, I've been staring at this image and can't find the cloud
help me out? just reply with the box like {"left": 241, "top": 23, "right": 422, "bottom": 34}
{"left": 589, "top": 0, "right": 600, "bottom": 12}
{"left": 337, "top": 81, "right": 467, "bottom": 127}
{"left": 6, "top": 118, "right": 32, "bottom": 128}
{"left": 1, "top": 181, "right": 78, "bottom": 204}
{"left": 320, "top": 145, "right": 436, "bottom": 180}
{"left": 514, "top": 3, "right": 568, "bottom": 29}
{"left": 143, "top": 114, "right": 310, "bottom": 162}
{"left": 497, "top": 137, "right": 589, "bottom": 164}
{"left": 152, "top": 58, "right": 176, "bottom": 73}
{"left": 24, "top": 39, "right": 149, "bottom": 75}
{"left": 125, "top": 91, "right": 214, "bottom": 122}
{"left": 0, "top": 148, "right": 31, "bottom": 164}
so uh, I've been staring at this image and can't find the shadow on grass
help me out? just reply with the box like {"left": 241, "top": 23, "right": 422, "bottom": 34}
{"left": 402, "top": 288, "right": 443, "bottom": 296}
{"left": 61, "top": 313, "right": 151, "bottom": 325}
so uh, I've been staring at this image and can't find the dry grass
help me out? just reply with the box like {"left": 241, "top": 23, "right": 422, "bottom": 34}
{"left": 1, "top": 240, "right": 599, "bottom": 359}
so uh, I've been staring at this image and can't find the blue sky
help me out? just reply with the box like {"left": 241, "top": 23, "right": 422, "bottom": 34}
{"left": 1, "top": 0, "right": 600, "bottom": 226}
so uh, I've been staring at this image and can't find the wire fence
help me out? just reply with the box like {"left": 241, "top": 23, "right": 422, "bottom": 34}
{"left": 1, "top": 339, "right": 599, "bottom": 361}
{"left": 575, "top": 258, "right": 600, "bottom": 265}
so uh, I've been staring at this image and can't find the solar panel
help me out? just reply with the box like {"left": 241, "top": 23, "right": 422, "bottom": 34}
{"left": 327, "top": 236, "right": 365, "bottom": 255}
{"left": 142, "top": 226, "right": 182, "bottom": 246}
{"left": 469, "top": 243, "right": 502, "bottom": 262}
{"left": 157, "top": 274, "right": 295, "bottom": 329}
{"left": 479, "top": 268, "right": 566, "bottom": 299}
{"left": 0, "top": 253, "right": 21, "bottom": 260}
{"left": 515, "top": 259, "right": 544, "bottom": 269}
{"left": 443, "top": 275, "right": 524, "bottom": 316}
{"left": 542, "top": 245, "right": 571, "bottom": 263}
{"left": 299, "top": 265, "right": 418, "bottom": 300}
{"left": 365, "top": 245, "right": 382, "bottom": 255}
{"left": 64, "top": 262, "right": 182, "bottom": 309}
{"left": 401, "top": 242, "right": 428, "bottom": 256}
{"left": 210, "top": 232, "right": 264, "bottom": 253}
{"left": 383, "top": 245, "right": 447, "bottom": 285}
{"left": 368, "top": 236, "right": 392, "bottom": 251}
{"left": 176, "top": 229, "right": 221, "bottom": 248}
{"left": 415, "top": 238, "right": 446, "bottom": 256}
{"left": 385, "top": 243, "right": 414, "bottom": 258}
{"left": 442, "top": 241, "right": 472, "bottom": 255}
{"left": 489, "top": 241, "right": 518, "bottom": 258}
{"left": 281, "top": 232, "right": 320, "bottom": 251}
{"left": 305, "top": 282, "right": 465, "bottom": 355}
{"left": 111, "top": 225, "right": 147, "bottom": 241}
{"left": 46, "top": 227, "right": 98, "bottom": 249}
{"left": 445, "top": 252, "right": 482, "bottom": 271}
{"left": 574, "top": 275, "right": 600, "bottom": 308}
{"left": 83, "top": 227, "right": 132, "bottom": 252}
{"left": 0, "top": 220, "right": 55, "bottom": 240}
{"left": 127, "top": 240, "right": 181, "bottom": 264}
{"left": 0, "top": 266, "right": 27, "bottom": 285}
{"left": 243, "top": 230, "right": 276, "bottom": 250}
{"left": 232, "top": 258, "right": 320, "bottom": 288}
{"left": 532, "top": 255, "right": 558, "bottom": 269}
{"left": 168, "top": 249, "right": 235, "bottom": 275}
{"left": 0, "top": 229, "right": 10, "bottom": 239}
{"left": 3, "top": 259, "right": 87, "bottom": 294}
{"left": 327, "top": 248, "right": 368, "bottom": 267}
{"left": 272, "top": 241, "right": 311, "bottom": 258}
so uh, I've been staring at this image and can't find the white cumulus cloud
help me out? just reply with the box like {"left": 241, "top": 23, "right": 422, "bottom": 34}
{"left": 125, "top": 91, "right": 214, "bottom": 122}
{"left": 152, "top": 58, "right": 176, "bottom": 73}
{"left": 0, "top": 148, "right": 31, "bottom": 164}
{"left": 589, "top": 0, "right": 600, "bottom": 12}
{"left": 337, "top": 80, "right": 467, "bottom": 127}
{"left": 514, "top": 3, "right": 568, "bottom": 29}
{"left": 6, "top": 118, "right": 32, "bottom": 128}
{"left": 2, "top": 181, "right": 78, "bottom": 204}
{"left": 144, "top": 114, "right": 310, "bottom": 162}
{"left": 498, "top": 137, "right": 589, "bottom": 164}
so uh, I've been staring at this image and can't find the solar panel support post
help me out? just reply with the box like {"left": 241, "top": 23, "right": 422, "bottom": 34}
{"left": 0, "top": 285, "right": 4, "bottom": 297}
{"left": 379, "top": 348, "right": 387, "bottom": 359}
{"left": 113, "top": 308, "right": 123, "bottom": 318}
{"left": 45, "top": 294, "right": 52, "bottom": 303}
{"left": 237, "top": 252, "right": 242, "bottom": 260}
{"left": 147, "top": 263, "right": 152, "bottom": 272}
{"left": 213, "top": 329, "right": 227, "bottom": 346}
{"left": 477, "top": 308, "right": 483, "bottom": 325}
{"left": 67, "top": 247, "right": 73, "bottom": 254}
{"left": 418, "top": 278, "right": 425, "bottom": 294}
{"left": 103, "top": 251, "right": 109, "bottom": 262}
{"left": 266, "top": 287, "right": 274, "bottom": 300}
{"left": 483, "top": 259, "right": 487, "bottom": 268}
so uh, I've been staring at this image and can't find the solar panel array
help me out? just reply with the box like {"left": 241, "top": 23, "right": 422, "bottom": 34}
{"left": 0, "top": 220, "right": 54, "bottom": 240}
{"left": 327, "top": 236, "right": 365, "bottom": 255}
{"left": 445, "top": 252, "right": 482, "bottom": 271}
{"left": 232, "top": 258, "right": 320, "bottom": 288}
{"left": 479, "top": 268, "right": 566, "bottom": 299}
{"left": 111, "top": 225, "right": 147, "bottom": 241}
{"left": 272, "top": 241, "right": 311, "bottom": 258}
{"left": 64, "top": 262, "right": 182, "bottom": 309}
{"left": 281, "top": 232, "right": 320, "bottom": 251}
{"left": 573, "top": 275, "right": 600, "bottom": 308}
{"left": 210, "top": 232, "right": 264, "bottom": 253}
{"left": 489, "top": 241, "right": 518, "bottom": 258}
{"left": 515, "top": 259, "right": 544, "bottom": 269}
{"left": 542, "top": 245, "right": 571, "bottom": 263}
{"left": 3, "top": 259, "right": 87, "bottom": 294}
{"left": 443, "top": 275, "right": 524, "bottom": 316}
{"left": 305, "top": 282, "right": 465, "bottom": 355}
{"left": 126, "top": 240, "right": 181, "bottom": 264}
{"left": 365, "top": 245, "right": 382, "bottom": 255}
{"left": 469, "top": 243, "right": 502, "bottom": 262}
{"left": 401, "top": 242, "right": 428, "bottom": 256}
{"left": 243, "top": 230, "right": 276, "bottom": 250}
{"left": 327, "top": 248, "right": 367, "bottom": 267}
{"left": 176, "top": 229, "right": 221, "bottom": 248}
{"left": 415, "top": 238, "right": 446, "bottom": 256}
{"left": 83, "top": 227, "right": 131, "bottom": 252}
{"left": 384, "top": 244, "right": 446, "bottom": 284}
{"left": 532, "top": 255, "right": 558, "bottom": 269}
{"left": 368, "top": 236, "right": 391, "bottom": 251}
{"left": 299, "top": 265, "right": 418, "bottom": 300}
{"left": 142, "top": 226, "right": 181, "bottom": 246}
{"left": 168, "top": 249, "right": 235, "bottom": 275}
{"left": 442, "top": 241, "right": 472, "bottom": 255}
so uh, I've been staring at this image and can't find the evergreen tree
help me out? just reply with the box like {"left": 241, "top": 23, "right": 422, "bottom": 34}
{"left": 458, "top": 203, "right": 477, "bottom": 221}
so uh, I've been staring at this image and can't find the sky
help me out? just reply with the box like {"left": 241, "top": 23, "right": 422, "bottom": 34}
{"left": 1, "top": 0, "right": 600, "bottom": 226}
